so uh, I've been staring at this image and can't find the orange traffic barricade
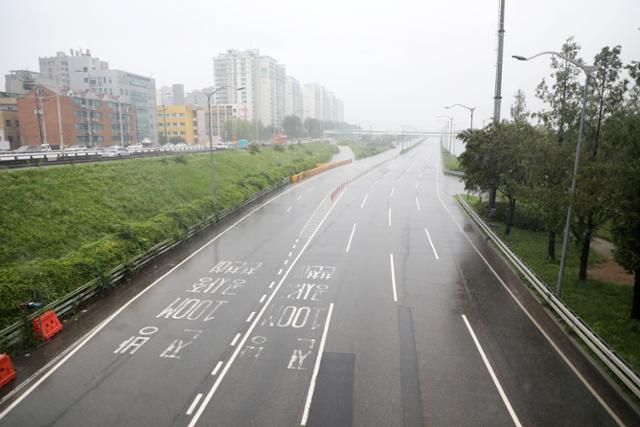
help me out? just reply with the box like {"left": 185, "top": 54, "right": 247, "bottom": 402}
{"left": 33, "top": 310, "right": 63, "bottom": 341}
{"left": 0, "top": 353, "right": 16, "bottom": 388}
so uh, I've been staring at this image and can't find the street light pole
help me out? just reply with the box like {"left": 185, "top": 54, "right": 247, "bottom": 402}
{"left": 437, "top": 115, "right": 453, "bottom": 153}
{"left": 445, "top": 103, "right": 476, "bottom": 129}
{"left": 205, "top": 86, "right": 245, "bottom": 211}
{"left": 513, "top": 51, "right": 595, "bottom": 297}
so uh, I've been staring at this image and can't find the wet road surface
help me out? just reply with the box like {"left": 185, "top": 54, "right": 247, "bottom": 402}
{"left": 0, "top": 140, "right": 638, "bottom": 426}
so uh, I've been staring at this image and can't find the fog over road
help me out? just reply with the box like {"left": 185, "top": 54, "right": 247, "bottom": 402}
{"left": 0, "top": 140, "right": 636, "bottom": 426}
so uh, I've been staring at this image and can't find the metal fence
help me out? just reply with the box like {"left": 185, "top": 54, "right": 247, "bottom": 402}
{"left": 0, "top": 179, "right": 289, "bottom": 352}
{"left": 457, "top": 195, "right": 640, "bottom": 400}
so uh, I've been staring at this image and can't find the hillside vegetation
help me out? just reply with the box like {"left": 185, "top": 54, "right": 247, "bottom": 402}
{"left": 0, "top": 143, "right": 337, "bottom": 327}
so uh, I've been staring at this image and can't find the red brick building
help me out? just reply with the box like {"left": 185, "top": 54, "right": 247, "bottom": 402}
{"left": 17, "top": 85, "right": 136, "bottom": 148}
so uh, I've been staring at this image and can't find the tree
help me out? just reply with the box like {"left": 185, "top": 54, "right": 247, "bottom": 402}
{"left": 603, "top": 108, "right": 640, "bottom": 319}
{"left": 282, "top": 115, "right": 303, "bottom": 138}
{"left": 459, "top": 126, "right": 502, "bottom": 213}
{"left": 572, "top": 45, "right": 627, "bottom": 280}
{"left": 519, "top": 129, "right": 571, "bottom": 260}
{"left": 535, "top": 37, "right": 584, "bottom": 145}
{"left": 304, "top": 118, "right": 323, "bottom": 138}
{"left": 510, "top": 89, "right": 529, "bottom": 124}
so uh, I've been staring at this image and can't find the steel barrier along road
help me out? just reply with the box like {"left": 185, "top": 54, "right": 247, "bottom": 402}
{"left": 457, "top": 195, "right": 640, "bottom": 400}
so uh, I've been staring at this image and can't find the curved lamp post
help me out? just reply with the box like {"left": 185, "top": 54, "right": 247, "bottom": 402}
{"left": 445, "top": 103, "right": 476, "bottom": 129}
{"left": 205, "top": 85, "right": 245, "bottom": 210}
{"left": 513, "top": 51, "right": 594, "bottom": 296}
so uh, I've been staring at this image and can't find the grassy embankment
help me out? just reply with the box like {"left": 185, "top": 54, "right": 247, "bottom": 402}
{"left": 0, "top": 143, "right": 337, "bottom": 328}
{"left": 462, "top": 194, "right": 639, "bottom": 374}
{"left": 441, "top": 146, "right": 461, "bottom": 172}
{"left": 338, "top": 139, "right": 394, "bottom": 160}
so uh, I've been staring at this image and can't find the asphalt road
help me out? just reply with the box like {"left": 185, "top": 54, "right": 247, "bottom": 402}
{"left": 0, "top": 140, "right": 637, "bottom": 426}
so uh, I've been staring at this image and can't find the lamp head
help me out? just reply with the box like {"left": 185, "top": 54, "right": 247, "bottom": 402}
{"left": 512, "top": 55, "right": 527, "bottom": 61}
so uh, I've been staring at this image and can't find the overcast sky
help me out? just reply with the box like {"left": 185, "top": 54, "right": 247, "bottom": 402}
{"left": 2, "top": 0, "right": 639, "bottom": 131}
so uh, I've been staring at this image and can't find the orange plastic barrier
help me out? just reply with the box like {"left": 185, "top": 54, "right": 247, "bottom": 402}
{"left": 290, "top": 159, "right": 352, "bottom": 183}
{"left": 0, "top": 353, "right": 16, "bottom": 388}
{"left": 33, "top": 310, "right": 63, "bottom": 341}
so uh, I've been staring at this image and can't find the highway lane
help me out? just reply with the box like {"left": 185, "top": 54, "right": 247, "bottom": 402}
{"left": 1, "top": 140, "right": 637, "bottom": 426}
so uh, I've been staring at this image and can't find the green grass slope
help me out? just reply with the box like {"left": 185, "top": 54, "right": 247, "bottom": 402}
{"left": 0, "top": 143, "right": 337, "bottom": 327}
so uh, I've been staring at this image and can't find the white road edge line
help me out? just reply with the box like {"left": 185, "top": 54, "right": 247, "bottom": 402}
{"left": 360, "top": 193, "right": 369, "bottom": 209}
{"left": 187, "top": 187, "right": 350, "bottom": 427}
{"left": 389, "top": 253, "right": 398, "bottom": 302}
{"left": 300, "top": 302, "right": 335, "bottom": 426}
{"left": 345, "top": 223, "right": 357, "bottom": 253}
{"left": 424, "top": 227, "right": 439, "bottom": 260}
{"left": 434, "top": 146, "right": 625, "bottom": 427}
{"left": 211, "top": 361, "right": 223, "bottom": 376}
{"left": 462, "top": 314, "right": 522, "bottom": 427}
{"left": 186, "top": 393, "right": 203, "bottom": 416}
{"left": 416, "top": 197, "right": 421, "bottom": 212}
{"left": 0, "top": 168, "right": 327, "bottom": 422}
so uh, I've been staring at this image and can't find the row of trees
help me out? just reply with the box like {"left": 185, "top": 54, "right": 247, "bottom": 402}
{"left": 219, "top": 116, "right": 358, "bottom": 141}
{"left": 458, "top": 38, "right": 639, "bottom": 319}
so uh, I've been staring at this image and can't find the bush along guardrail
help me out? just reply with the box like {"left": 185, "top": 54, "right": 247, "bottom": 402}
{"left": 0, "top": 179, "right": 290, "bottom": 354}
{"left": 456, "top": 195, "right": 640, "bottom": 400}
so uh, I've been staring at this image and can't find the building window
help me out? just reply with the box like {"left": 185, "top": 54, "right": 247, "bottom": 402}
{"left": 15, "top": 120, "right": 19, "bottom": 127}
{"left": 5, "top": 120, "right": 11, "bottom": 127}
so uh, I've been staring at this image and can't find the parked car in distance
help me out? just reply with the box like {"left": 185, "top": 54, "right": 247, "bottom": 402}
{"left": 214, "top": 143, "right": 229, "bottom": 150}
{"left": 40, "top": 144, "right": 52, "bottom": 152}
{"left": 65, "top": 145, "right": 88, "bottom": 153}
{"left": 101, "top": 146, "right": 129, "bottom": 157}
{"left": 172, "top": 143, "right": 189, "bottom": 151}
{"left": 127, "top": 144, "right": 144, "bottom": 153}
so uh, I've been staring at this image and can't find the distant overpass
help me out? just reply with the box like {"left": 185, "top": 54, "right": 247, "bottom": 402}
{"left": 323, "top": 129, "right": 454, "bottom": 137}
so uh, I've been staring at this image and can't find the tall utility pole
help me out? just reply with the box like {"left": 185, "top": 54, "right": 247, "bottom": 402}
{"left": 493, "top": 0, "right": 506, "bottom": 125}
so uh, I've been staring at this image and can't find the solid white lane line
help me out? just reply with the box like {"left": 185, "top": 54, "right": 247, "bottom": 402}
{"left": 286, "top": 205, "right": 293, "bottom": 213}
{"left": 424, "top": 227, "right": 439, "bottom": 260}
{"left": 389, "top": 253, "right": 398, "bottom": 302}
{"left": 186, "top": 393, "right": 203, "bottom": 416}
{"left": 300, "top": 303, "right": 335, "bottom": 426}
{"left": 246, "top": 311, "right": 256, "bottom": 323}
{"left": 390, "top": 187, "right": 395, "bottom": 197}
{"left": 211, "top": 361, "right": 223, "bottom": 376}
{"left": 0, "top": 167, "right": 329, "bottom": 421}
{"left": 360, "top": 194, "right": 369, "bottom": 209}
{"left": 416, "top": 197, "right": 421, "bottom": 212}
{"left": 345, "top": 223, "right": 357, "bottom": 253}
{"left": 188, "top": 189, "right": 349, "bottom": 427}
{"left": 259, "top": 294, "right": 267, "bottom": 304}
{"left": 230, "top": 333, "right": 241, "bottom": 347}
{"left": 388, "top": 208, "right": 392, "bottom": 227}
{"left": 435, "top": 150, "right": 624, "bottom": 427}
{"left": 462, "top": 315, "right": 522, "bottom": 427}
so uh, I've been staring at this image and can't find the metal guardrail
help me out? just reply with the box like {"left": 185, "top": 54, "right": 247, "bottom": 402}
{"left": 457, "top": 195, "right": 640, "bottom": 400}
{"left": 0, "top": 179, "right": 289, "bottom": 352}
{"left": 0, "top": 146, "right": 214, "bottom": 169}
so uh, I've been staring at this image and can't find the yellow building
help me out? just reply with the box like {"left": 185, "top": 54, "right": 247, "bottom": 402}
{"left": 0, "top": 93, "right": 20, "bottom": 150}
{"left": 157, "top": 104, "right": 204, "bottom": 144}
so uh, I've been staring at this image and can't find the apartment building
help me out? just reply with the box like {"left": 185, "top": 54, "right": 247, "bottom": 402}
{"left": 213, "top": 49, "right": 258, "bottom": 120}
{"left": 255, "top": 55, "right": 285, "bottom": 127}
{"left": 17, "top": 85, "right": 136, "bottom": 147}
{"left": 0, "top": 94, "right": 20, "bottom": 150}
{"left": 284, "top": 76, "right": 303, "bottom": 118}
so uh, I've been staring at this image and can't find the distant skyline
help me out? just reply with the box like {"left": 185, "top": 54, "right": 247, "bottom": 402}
{"left": 2, "top": 0, "right": 639, "bottom": 131}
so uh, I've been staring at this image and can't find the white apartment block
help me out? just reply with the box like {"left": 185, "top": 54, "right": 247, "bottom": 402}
{"left": 284, "top": 76, "right": 303, "bottom": 118}
{"left": 213, "top": 49, "right": 259, "bottom": 121}
{"left": 255, "top": 55, "right": 285, "bottom": 127}
{"left": 38, "top": 49, "right": 157, "bottom": 143}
